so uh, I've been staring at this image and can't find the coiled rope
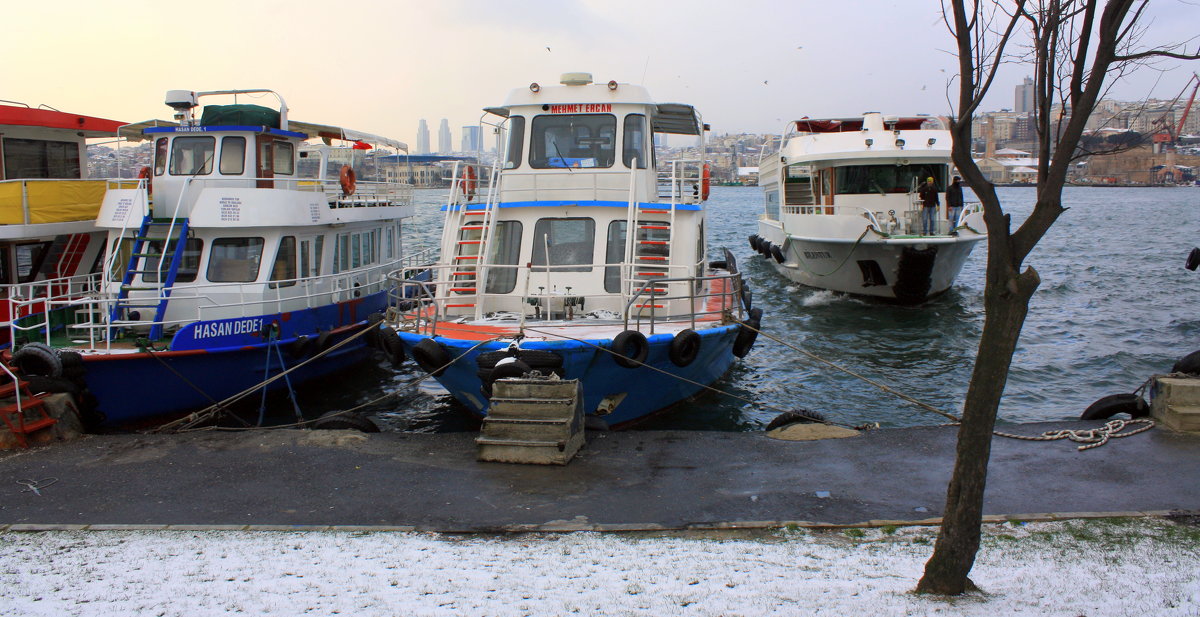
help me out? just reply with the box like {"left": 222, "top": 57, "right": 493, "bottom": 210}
{"left": 731, "top": 317, "right": 1155, "bottom": 450}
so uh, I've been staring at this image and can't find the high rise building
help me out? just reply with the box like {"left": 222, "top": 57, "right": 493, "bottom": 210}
{"left": 1015, "top": 77, "right": 1035, "bottom": 114}
{"left": 416, "top": 119, "right": 430, "bottom": 154}
{"left": 461, "top": 125, "right": 482, "bottom": 153}
{"left": 438, "top": 119, "right": 452, "bottom": 154}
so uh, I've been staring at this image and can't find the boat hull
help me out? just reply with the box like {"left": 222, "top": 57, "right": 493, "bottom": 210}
{"left": 757, "top": 229, "right": 984, "bottom": 303}
{"left": 398, "top": 324, "right": 741, "bottom": 427}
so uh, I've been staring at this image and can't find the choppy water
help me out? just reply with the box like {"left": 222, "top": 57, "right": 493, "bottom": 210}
{"left": 295, "top": 185, "right": 1200, "bottom": 432}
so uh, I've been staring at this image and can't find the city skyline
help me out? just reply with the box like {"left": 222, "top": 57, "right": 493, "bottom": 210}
{"left": 5, "top": 0, "right": 1198, "bottom": 150}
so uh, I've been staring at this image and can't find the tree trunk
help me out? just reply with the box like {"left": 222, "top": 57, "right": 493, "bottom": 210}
{"left": 917, "top": 262, "right": 1040, "bottom": 595}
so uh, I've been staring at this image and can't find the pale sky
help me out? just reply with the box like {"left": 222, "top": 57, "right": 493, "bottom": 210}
{"left": 4, "top": 0, "right": 1198, "bottom": 147}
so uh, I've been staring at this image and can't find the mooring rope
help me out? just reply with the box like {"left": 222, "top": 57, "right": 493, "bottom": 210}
{"left": 731, "top": 317, "right": 1156, "bottom": 448}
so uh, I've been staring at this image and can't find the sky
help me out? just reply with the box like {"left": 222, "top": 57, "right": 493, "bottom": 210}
{"left": 4, "top": 0, "right": 1199, "bottom": 148}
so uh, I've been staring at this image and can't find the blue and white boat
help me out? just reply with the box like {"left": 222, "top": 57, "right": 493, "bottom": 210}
{"left": 14, "top": 89, "right": 416, "bottom": 427}
{"left": 391, "top": 73, "right": 755, "bottom": 428}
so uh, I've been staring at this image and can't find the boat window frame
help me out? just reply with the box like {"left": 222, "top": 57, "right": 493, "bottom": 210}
{"left": 169, "top": 136, "right": 216, "bottom": 176}
{"left": 603, "top": 220, "right": 627, "bottom": 293}
{"left": 142, "top": 237, "right": 203, "bottom": 284}
{"left": 268, "top": 235, "right": 297, "bottom": 288}
{"left": 622, "top": 114, "right": 647, "bottom": 169}
{"left": 531, "top": 217, "right": 596, "bottom": 272}
{"left": 529, "top": 114, "right": 617, "bottom": 169}
{"left": 833, "top": 163, "right": 947, "bottom": 195}
{"left": 504, "top": 116, "right": 525, "bottom": 170}
{"left": 154, "top": 138, "right": 168, "bottom": 176}
{"left": 273, "top": 141, "right": 295, "bottom": 175}
{"left": 206, "top": 237, "right": 265, "bottom": 283}
{"left": 0, "top": 137, "right": 81, "bottom": 179}
{"left": 219, "top": 136, "right": 247, "bottom": 175}
{"left": 484, "top": 220, "right": 522, "bottom": 294}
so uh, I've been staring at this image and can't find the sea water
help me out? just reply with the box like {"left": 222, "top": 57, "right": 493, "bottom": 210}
{"left": 297, "top": 185, "right": 1200, "bottom": 432}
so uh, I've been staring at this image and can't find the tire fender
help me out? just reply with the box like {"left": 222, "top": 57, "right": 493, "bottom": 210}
{"left": 611, "top": 330, "right": 649, "bottom": 369}
{"left": 668, "top": 329, "right": 702, "bottom": 367}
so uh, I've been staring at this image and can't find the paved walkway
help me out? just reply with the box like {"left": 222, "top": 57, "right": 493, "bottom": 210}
{"left": 1, "top": 422, "right": 1197, "bottom": 531}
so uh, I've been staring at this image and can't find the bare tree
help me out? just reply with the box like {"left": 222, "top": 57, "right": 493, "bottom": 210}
{"left": 918, "top": 0, "right": 1200, "bottom": 595}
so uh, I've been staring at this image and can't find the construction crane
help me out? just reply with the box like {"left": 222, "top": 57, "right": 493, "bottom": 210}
{"left": 1150, "top": 73, "right": 1199, "bottom": 150}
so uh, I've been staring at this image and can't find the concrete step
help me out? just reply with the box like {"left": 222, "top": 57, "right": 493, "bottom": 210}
{"left": 480, "top": 417, "right": 574, "bottom": 442}
{"left": 476, "top": 432, "right": 585, "bottom": 466}
{"left": 1153, "top": 376, "right": 1200, "bottom": 407}
{"left": 477, "top": 377, "right": 585, "bottom": 465}
{"left": 1158, "top": 404, "right": 1200, "bottom": 433}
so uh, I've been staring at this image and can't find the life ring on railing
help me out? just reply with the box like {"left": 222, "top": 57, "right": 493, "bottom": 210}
{"left": 611, "top": 330, "right": 649, "bottom": 369}
{"left": 339, "top": 164, "right": 357, "bottom": 197}
{"left": 138, "top": 166, "right": 153, "bottom": 197}
{"left": 701, "top": 163, "right": 711, "bottom": 201}
{"left": 459, "top": 165, "right": 477, "bottom": 201}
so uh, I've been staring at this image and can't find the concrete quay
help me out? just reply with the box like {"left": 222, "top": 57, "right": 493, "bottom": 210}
{"left": 0, "top": 421, "right": 1197, "bottom": 532}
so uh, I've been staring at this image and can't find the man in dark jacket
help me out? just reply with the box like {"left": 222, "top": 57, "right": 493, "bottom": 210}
{"left": 917, "top": 176, "right": 939, "bottom": 235}
{"left": 946, "top": 176, "right": 964, "bottom": 231}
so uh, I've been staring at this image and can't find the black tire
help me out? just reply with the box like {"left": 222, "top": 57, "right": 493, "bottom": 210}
{"left": 315, "top": 330, "right": 334, "bottom": 352}
{"left": 770, "top": 244, "right": 786, "bottom": 264}
{"left": 611, "top": 330, "right": 649, "bottom": 369}
{"left": 708, "top": 260, "right": 728, "bottom": 271}
{"left": 23, "top": 375, "right": 79, "bottom": 396}
{"left": 1187, "top": 247, "right": 1200, "bottom": 271}
{"left": 289, "top": 335, "right": 314, "bottom": 359}
{"left": 668, "top": 329, "right": 702, "bottom": 367}
{"left": 1080, "top": 393, "right": 1149, "bottom": 420}
{"left": 740, "top": 285, "right": 753, "bottom": 312}
{"left": 412, "top": 338, "right": 451, "bottom": 376}
{"left": 379, "top": 328, "right": 405, "bottom": 366}
{"left": 312, "top": 411, "right": 380, "bottom": 433}
{"left": 765, "top": 409, "right": 828, "bottom": 430}
{"left": 12, "top": 343, "right": 62, "bottom": 378}
{"left": 733, "top": 308, "right": 763, "bottom": 358}
{"left": 364, "top": 313, "right": 386, "bottom": 350}
{"left": 748, "top": 234, "right": 760, "bottom": 252}
{"left": 58, "top": 351, "right": 84, "bottom": 369}
{"left": 1172, "top": 350, "right": 1200, "bottom": 375}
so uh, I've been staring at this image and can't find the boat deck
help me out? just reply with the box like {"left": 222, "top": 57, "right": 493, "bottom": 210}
{"left": 1, "top": 422, "right": 1196, "bottom": 530}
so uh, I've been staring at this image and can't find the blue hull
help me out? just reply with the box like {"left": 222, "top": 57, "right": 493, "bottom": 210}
{"left": 398, "top": 325, "right": 740, "bottom": 427}
{"left": 81, "top": 292, "right": 387, "bottom": 427}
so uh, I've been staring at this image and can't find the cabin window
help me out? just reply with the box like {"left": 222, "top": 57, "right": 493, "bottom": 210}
{"left": 333, "top": 230, "right": 380, "bottom": 273}
{"left": 170, "top": 137, "right": 215, "bottom": 175}
{"left": 220, "top": 137, "right": 246, "bottom": 175}
{"left": 0, "top": 138, "right": 80, "bottom": 179}
{"left": 529, "top": 114, "right": 616, "bottom": 169}
{"left": 504, "top": 116, "right": 525, "bottom": 170}
{"left": 764, "top": 189, "right": 780, "bottom": 219}
{"left": 604, "top": 220, "right": 627, "bottom": 293}
{"left": 834, "top": 164, "right": 947, "bottom": 195}
{"left": 273, "top": 142, "right": 295, "bottom": 175}
{"left": 154, "top": 138, "right": 168, "bottom": 176}
{"left": 532, "top": 218, "right": 595, "bottom": 272}
{"left": 142, "top": 238, "right": 202, "bottom": 283}
{"left": 5, "top": 242, "right": 52, "bottom": 283}
{"left": 622, "top": 114, "right": 647, "bottom": 169}
{"left": 207, "top": 237, "right": 264, "bottom": 282}
{"left": 269, "top": 236, "right": 297, "bottom": 288}
{"left": 484, "top": 221, "right": 522, "bottom": 294}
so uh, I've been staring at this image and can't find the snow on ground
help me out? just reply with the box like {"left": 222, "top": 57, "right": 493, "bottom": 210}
{"left": 1, "top": 518, "right": 1198, "bottom": 616}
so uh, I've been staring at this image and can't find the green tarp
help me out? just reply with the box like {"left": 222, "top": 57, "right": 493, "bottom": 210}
{"left": 199, "top": 104, "right": 280, "bottom": 128}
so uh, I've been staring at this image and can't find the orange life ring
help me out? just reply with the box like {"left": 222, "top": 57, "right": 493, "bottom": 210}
{"left": 459, "top": 165, "right": 477, "bottom": 201}
{"left": 138, "top": 166, "right": 153, "bottom": 196}
{"left": 701, "top": 162, "right": 711, "bottom": 201}
{"left": 339, "top": 165, "right": 356, "bottom": 196}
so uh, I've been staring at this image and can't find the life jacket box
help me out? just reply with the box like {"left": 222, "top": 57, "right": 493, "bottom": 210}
{"left": 199, "top": 104, "right": 280, "bottom": 128}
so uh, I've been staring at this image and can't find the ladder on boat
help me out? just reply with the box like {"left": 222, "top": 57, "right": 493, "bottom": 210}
{"left": 109, "top": 215, "right": 190, "bottom": 341}
{"left": 0, "top": 378, "right": 57, "bottom": 449}
{"left": 443, "top": 163, "right": 499, "bottom": 319}
{"left": 626, "top": 163, "right": 686, "bottom": 313}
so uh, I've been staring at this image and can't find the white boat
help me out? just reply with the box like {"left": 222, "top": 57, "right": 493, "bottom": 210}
{"left": 754, "top": 113, "right": 986, "bottom": 303}
{"left": 391, "top": 72, "right": 755, "bottom": 428}
{"left": 10, "top": 89, "right": 418, "bottom": 427}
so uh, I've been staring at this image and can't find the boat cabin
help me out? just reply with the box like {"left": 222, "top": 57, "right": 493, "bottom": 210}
{"left": 433, "top": 73, "right": 714, "bottom": 323}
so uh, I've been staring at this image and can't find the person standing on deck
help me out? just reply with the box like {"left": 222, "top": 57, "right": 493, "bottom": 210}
{"left": 946, "top": 176, "right": 964, "bottom": 233}
{"left": 917, "top": 177, "right": 939, "bottom": 235}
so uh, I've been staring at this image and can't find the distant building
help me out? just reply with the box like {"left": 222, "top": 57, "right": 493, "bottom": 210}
{"left": 438, "top": 119, "right": 451, "bottom": 154}
{"left": 416, "top": 119, "right": 430, "bottom": 155}
{"left": 1015, "top": 77, "right": 1035, "bottom": 114}
{"left": 461, "top": 125, "right": 481, "bottom": 153}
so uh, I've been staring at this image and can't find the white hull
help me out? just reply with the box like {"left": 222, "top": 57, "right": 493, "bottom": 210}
{"left": 756, "top": 223, "right": 984, "bottom": 302}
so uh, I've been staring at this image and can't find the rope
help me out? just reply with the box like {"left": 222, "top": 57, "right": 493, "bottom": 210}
{"left": 176, "top": 336, "right": 504, "bottom": 433}
{"left": 731, "top": 317, "right": 1157, "bottom": 449}
{"left": 993, "top": 418, "right": 1156, "bottom": 451}
{"left": 520, "top": 325, "right": 856, "bottom": 429}
{"left": 788, "top": 228, "right": 871, "bottom": 278}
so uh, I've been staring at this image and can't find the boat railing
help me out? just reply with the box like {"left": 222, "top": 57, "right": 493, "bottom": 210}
{"left": 656, "top": 159, "right": 706, "bottom": 204}
{"left": 387, "top": 262, "right": 744, "bottom": 337}
{"left": 16, "top": 258, "right": 407, "bottom": 350}
{"left": 0, "top": 178, "right": 118, "bottom": 224}
{"left": 3, "top": 272, "right": 106, "bottom": 346}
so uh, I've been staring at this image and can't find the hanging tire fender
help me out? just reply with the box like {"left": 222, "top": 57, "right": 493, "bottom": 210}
{"left": 1080, "top": 393, "right": 1149, "bottom": 420}
{"left": 668, "top": 329, "right": 702, "bottom": 367}
{"left": 733, "top": 308, "right": 763, "bottom": 358}
{"left": 12, "top": 343, "right": 63, "bottom": 378}
{"left": 611, "top": 330, "right": 649, "bottom": 369}
{"left": 289, "top": 335, "right": 315, "bottom": 359}
{"left": 411, "top": 338, "right": 451, "bottom": 376}
{"left": 379, "top": 328, "right": 405, "bottom": 366}
{"left": 1172, "top": 349, "right": 1200, "bottom": 375}
{"left": 312, "top": 410, "right": 380, "bottom": 432}
{"left": 770, "top": 243, "right": 786, "bottom": 264}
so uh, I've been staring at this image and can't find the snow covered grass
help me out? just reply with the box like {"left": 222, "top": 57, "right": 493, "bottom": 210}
{"left": 1, "top": 518, "right": 1197, "bottom": 616}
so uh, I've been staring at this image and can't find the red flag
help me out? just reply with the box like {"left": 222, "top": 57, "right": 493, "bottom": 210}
{"left": 352, "top": 140, "right": 372, "bottom": 150}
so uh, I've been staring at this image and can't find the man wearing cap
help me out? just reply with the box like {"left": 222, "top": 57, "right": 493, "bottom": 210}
{"left": 946, "top": 176, "right": 964, "bottom": 233}
{"left": 917, "top": 176, "right": 939, "bottom": 235}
